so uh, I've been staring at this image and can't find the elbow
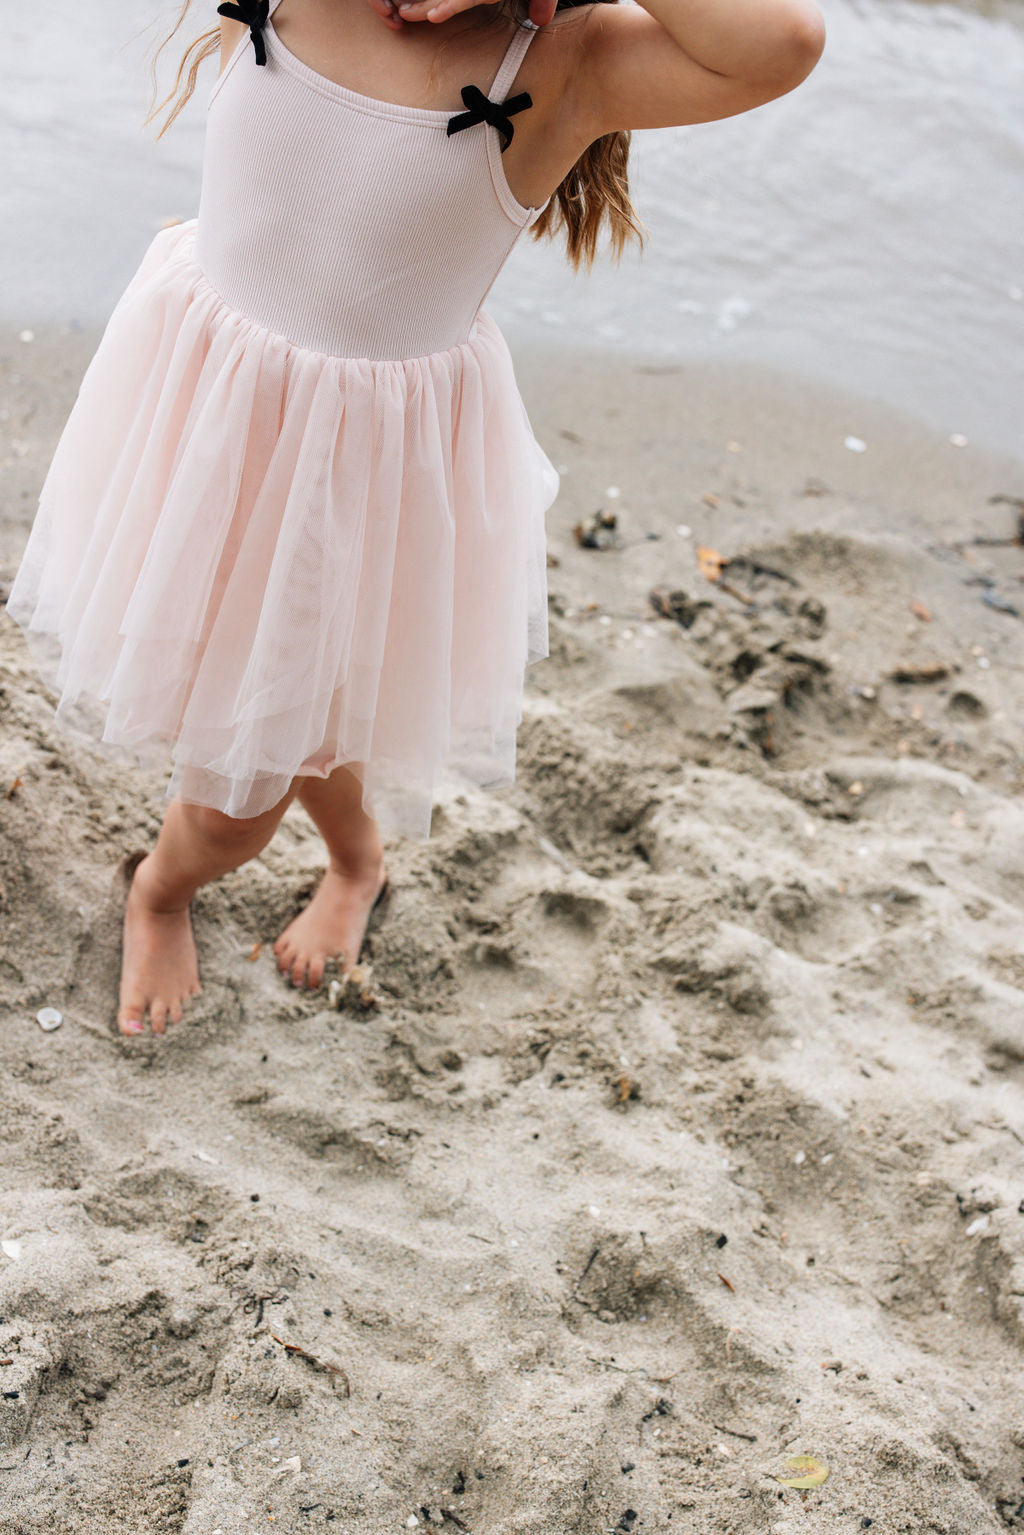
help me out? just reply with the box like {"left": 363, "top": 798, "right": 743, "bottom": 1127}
{"left": 794, "top": 5, "right": 827, "bottom": 77}
{"left": 771, "top": 4, "right": 826, "bottom": 91}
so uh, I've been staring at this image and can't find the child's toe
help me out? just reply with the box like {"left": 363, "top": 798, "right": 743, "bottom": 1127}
{"left": 151, "top": 1002, "right": 168, "bottom": 1035}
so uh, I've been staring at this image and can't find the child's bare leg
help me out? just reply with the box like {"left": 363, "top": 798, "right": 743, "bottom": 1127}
{"left": 273, "top": 765, "right": 386, "bottom": 990}
{"left": 119, "top": 791, "right": 297, "bottom": 1036}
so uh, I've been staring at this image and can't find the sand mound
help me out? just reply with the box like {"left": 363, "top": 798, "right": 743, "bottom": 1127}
{"left": 2, "top": 339, "right": 1024, "bottom": 1533}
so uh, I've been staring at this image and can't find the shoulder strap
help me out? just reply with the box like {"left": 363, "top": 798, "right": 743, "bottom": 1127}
{"left": 488, "top": 21, "right": 538, "bottom": 101}
{"left": 267, "top": 0, "right": 286, "bottom": 14}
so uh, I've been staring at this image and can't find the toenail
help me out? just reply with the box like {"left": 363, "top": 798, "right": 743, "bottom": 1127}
{"left": 123, "top": 1019, "right": 145, "bottom": 1035}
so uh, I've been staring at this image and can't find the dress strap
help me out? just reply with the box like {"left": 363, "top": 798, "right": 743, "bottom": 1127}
{"left": 216, "top": 0, "right": 285, "bottom": 65}
{"left": 488, "top": 21, "right": 539, "bottom": 101}
{"left": 445, "top": 23, "right": 538, "bottom": 153}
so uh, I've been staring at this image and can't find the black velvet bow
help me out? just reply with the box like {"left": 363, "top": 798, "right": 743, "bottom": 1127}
{"left": 446, "top": 85, "right": 533, "bottom": 153}
{"left": 217, "top": 0, "right": 270, "bottom": 66}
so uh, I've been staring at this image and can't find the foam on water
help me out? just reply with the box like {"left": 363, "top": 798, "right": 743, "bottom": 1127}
{"left": 3, "top": 0, "right": 1022, "bottom": 455}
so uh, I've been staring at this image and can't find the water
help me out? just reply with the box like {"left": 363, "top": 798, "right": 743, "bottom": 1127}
{"left": 2, "top": 0, "right": 1022, "bottom": 456}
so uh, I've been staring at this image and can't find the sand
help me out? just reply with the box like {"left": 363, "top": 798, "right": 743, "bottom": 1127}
{"left": 2, "top": 324, "right": 1024, "bottom": 1534}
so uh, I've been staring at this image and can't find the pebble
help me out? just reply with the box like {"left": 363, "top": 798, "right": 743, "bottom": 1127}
{"left": 605, "top": 486, "right": 621, "bottom": 499}
{"left": 18, "top": 329, "right": 35, "bottom": 343}
{"left": 949, "top": 433, "right": 968, "bottom": 447}
{"left": 36, "top": 1007, "right": 63, "bottom": 1032}
{"left": 588, "top": 1205, "right": 601, "bottom": 1217}
{"left": 1, "top": 1239, "right": 23, "bottom": 1261}
{"left": 844, "top": 436, "right": 868, "bottom": 453}
{"left": 965, "top": 1215, "right": 989, "bottom": 1237}
{"left": 675, "top": 524, "right": 692, "bottom": 538}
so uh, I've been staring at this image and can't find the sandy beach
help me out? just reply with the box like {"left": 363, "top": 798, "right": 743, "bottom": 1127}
{"left": 2, "top": 323, "right": 1024, "bottom": 1533}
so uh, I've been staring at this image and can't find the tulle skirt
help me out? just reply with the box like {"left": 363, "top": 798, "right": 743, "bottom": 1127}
{"left": 7, "top": 220, "right": 558, "bottom": 838}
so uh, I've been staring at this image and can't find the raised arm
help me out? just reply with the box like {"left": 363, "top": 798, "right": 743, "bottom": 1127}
{"left": 569, "top": 0, "right": 825, "bottom": 137}
{"left": 389, "top": 0, "right": 825, "bottom": 137}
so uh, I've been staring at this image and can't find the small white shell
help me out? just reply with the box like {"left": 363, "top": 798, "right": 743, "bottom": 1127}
{"left": 36, "top": 1007, "right": 63, "bottom": 1032}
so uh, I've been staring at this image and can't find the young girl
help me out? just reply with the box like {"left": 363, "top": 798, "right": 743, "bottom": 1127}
{"left": 7, "top": 0, "right": 823, "bottom": 1036}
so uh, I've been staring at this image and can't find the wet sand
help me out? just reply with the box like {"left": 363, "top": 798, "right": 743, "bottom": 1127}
{"left": 2, "top": 325, "right": 1024, "bottom": 1532}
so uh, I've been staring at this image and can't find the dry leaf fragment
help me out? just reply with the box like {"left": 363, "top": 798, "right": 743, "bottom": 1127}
{"left": 248, "top": 942, "right": 262, "bottom": 962}
{"left": 717, "top": 1272, "right": 735, "bottom": 1293}
{"left": 909, "top": 600, "right": 932, "bottom": 622}
{"left": 5, "top": 777, "right": 22, "bottom": 800}
{"left": 703, "top": 492, "right": 720, "bottom": 507}
{"left": 776, "top": 1454, "right": 829, "bottom": 1488}
{"left": 696, "top": 545, "right": 727, "bottom": 583}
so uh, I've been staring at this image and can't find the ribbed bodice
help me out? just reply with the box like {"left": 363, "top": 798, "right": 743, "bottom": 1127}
{"left": 194, "top": 2, "right": 542, "bottom": 360}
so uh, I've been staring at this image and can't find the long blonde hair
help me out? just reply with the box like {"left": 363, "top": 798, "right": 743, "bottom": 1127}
{"left": 148, "top": 0, "right": 643, "bottom": 267}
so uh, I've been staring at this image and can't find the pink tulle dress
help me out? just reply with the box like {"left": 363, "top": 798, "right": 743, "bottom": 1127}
{"left": 7, "top": 0, "right": 558, "bottom": 838}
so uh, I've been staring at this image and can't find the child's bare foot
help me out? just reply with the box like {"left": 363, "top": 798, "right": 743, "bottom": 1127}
{"left": 118, "top": 855, "right": 201, "bottom": 1036}
{"left": 273, "top": 859, "right": 387, "bottom": 990}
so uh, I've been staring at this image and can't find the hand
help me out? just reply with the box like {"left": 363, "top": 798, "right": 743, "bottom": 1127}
{"left": 365, "top": 0, "right": 558, "bottom": 30}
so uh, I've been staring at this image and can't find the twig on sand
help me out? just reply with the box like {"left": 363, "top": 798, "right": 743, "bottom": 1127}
{"left": 270, "top": 1332, "right": 351, "bottom": 1396}
{"left": 713, "top": 1422, "right": 758, "bottom": 1442}
{"left": 572, "top": 1246, "right": 601, "bottom": 1305}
